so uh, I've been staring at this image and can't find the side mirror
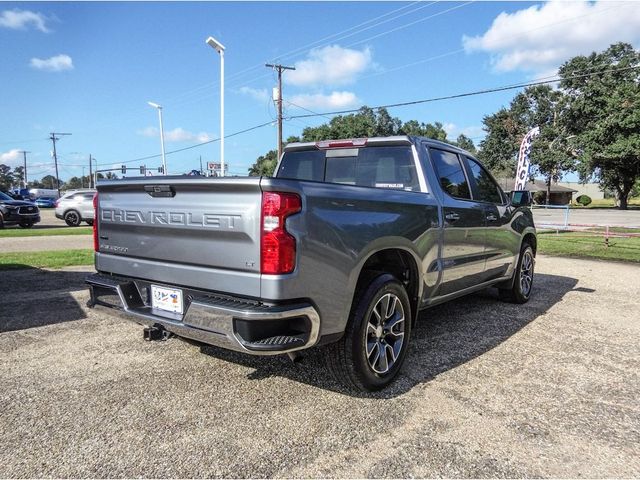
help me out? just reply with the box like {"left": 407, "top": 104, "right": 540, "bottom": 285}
{"left": 510, "top": 190, "right": 532, "bottom": 207}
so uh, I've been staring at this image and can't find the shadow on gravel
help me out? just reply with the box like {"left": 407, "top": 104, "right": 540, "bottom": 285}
{"left": 199, "top": 272, "right": 579, "bottom": 398}
{"left": 0, "top": 267, "right": 90, "bottom": 333}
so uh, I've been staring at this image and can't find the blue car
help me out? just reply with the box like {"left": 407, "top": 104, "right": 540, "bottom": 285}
{"left": 35, "top": 197, "right": 56, "bottom": 208}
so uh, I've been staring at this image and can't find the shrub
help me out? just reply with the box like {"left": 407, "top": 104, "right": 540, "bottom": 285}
{"left": 532, "top": 191, "right": 546, "bottom": 204}
{"left": 576, "top": 194, "right": 592, "bottom": 206}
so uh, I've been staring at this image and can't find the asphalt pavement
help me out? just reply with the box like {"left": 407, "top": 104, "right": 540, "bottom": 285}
{"left": 0, "top": 256, "right": 638, "bottom": 478}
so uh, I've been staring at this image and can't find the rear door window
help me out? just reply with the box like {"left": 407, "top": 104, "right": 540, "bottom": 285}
{"left": 277, "top": 146, "right": 420, "bottom": 192}
{"left": 429, "top": 148, "right": 471, "bottom": 200}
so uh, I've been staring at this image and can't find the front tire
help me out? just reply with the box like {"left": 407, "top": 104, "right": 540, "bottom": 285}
{"left": 19, "top": 221, "right": 33, "bottom": 229}
{"left": 64, "top": 210, "right": 82, "bottom": 227}
{"left": 324, "top": 273, "right": 412, "bottom": 391}
{"left": 499, "top": 244, "right": 535, "bottom": 304}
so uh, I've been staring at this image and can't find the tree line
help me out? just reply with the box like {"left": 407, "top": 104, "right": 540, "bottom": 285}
{"left": 249, "top": 42, "right": 640, "bottom": 209}
{"left": 0, "top": 167, "right": 116, "bottom": 193}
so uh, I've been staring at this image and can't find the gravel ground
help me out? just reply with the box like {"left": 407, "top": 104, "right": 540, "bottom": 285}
{"left": 0, "top": 234, "right": 91, "bottom": 252}
{"left": 0, "top": 256, "right": 638, "bottom": 478}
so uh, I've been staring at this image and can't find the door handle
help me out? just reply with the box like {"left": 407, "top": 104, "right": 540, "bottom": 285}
{"left": 486, "top": 213, "right": 498, "bottom": 221}
{"left": 445, "top": 212, "right": 460, "bottom": 222}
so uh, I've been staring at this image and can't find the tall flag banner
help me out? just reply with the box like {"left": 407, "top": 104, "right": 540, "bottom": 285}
{"left": 514, "top": 127, "right": 540, "bottom": 191}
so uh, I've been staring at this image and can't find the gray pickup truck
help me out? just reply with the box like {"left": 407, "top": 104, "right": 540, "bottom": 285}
{"left": 87, "top": 136, "right": 536, "bottom": 391}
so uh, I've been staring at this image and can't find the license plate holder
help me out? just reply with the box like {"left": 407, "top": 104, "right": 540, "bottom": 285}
{"left": 151, "top": 285, "right": 184, "bottom": 314}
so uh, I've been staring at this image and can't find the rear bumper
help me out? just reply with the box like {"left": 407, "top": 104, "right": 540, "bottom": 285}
{"left": 86, "top": 273, "right": 320, "bottom": 355}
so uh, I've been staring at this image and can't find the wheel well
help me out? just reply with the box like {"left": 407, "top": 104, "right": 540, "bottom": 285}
{"left": 523, "top": 233, "right": 537, "bottom": 255}
{"left": 355, "top": 249, "right": 420, "bottom": 324}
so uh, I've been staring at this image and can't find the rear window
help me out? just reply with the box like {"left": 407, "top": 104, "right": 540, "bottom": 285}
{"left": 276, "top": 146, "right": 421, "bottom": 192}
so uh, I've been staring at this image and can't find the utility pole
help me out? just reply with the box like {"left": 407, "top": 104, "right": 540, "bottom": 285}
{"left": 199, "top": 155, "right": 203, "bottom": 175}
{"left": 49, "top": 132, "right": 71, "bottom": 198}
{"left": 18, "top": 151, "right": 30, "bottom": 188}
{"left": 89, "top": 154, "right": 94, "bottom": 188}
{"left": 265, "top": 63, "right": 295, "bottom": 160}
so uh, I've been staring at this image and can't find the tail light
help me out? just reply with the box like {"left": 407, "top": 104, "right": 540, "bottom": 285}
{"left": 261, "top": 192, "right": 301, "bottom": 274}
{"left": 92, "top": 192, "right": 99, "bottom": 252}
{"left": 54, "top": 200, "right": 59, "bottom": 208}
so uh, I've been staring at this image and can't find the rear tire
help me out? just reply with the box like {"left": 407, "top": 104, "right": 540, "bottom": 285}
{"left": 64, "top": 210, "right": 82, "bottom": 227}
{"left": 499, "top": 244, "right": 535, "bottom": 304}
{"left": 85, "top": 220, "right": 93, "bottom": 226}
{"left": 324, "top": 273, "right": 412, "bottom": 391}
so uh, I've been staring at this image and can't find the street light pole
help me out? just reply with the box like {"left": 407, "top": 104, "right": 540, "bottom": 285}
{"left": 147, "top": 102, "right": 167, "bottom": 175}
{"left": 206, "top": 36, "right": 225, "bottom": 177}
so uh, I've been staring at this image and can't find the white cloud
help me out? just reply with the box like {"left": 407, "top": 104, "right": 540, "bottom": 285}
{"left": 286, "top": 45, "right": 373, "bottom": 87}
{"left": 442, "top": 123, "right": 484, "bottom": 139}
{"left": 137, "top": 126, "right": 158, "bottom": 137}
{"left": 289, "top": 91, "right": 361, "bottom": 110}
{"left": 463, "top": 0, "right": 640, "bottom": 75}
{"left": 0, "top": 8, "right": 50, "bottom": 32}
{"left": 0, "top": 149, "right": 22, "bottom": 167}
{"left": 138, "top": 127, "right": 213, "bottom": 143}
{"left": 30, "top": 54, "right": 73, "bottom": 72}
{"left": 239, "top": 86, "right": 270, "bottom": 102}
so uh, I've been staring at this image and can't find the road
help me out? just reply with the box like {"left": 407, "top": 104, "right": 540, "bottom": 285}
{"left": 533, "top": 207, "right": 640, "bottom": 227}
{"left": 0, "top": 234, "right": 91, "bottom": 252}
{"left": 1, "top": 256, "right": 638, "bottom": 478}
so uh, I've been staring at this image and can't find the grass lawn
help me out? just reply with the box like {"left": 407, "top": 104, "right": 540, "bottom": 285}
{"left": 0, "top": 249, "right": 94, "bottom": 270}
{"left": 0, "top": 227, "right": 93, "bottom": 238}
{"left": 538, "top": 230, "right": 640, "bottom": 263}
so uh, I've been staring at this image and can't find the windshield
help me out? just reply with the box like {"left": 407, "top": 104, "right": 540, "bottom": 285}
{"left": 0, "top": 191, "right": 14, "bottom": 201}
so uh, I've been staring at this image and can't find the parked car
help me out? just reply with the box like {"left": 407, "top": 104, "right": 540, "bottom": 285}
{"left": 0, "top": 191, "right": 40, "bottom": 228}
{"left": 86, "top": 136, "right": 536, "bottom": 391}
{"left": 29, "top": 188, "right": 59, "bottom": 200}
{"left": 35, "top": 197, "right": 56, "bottom": 208}
{"left": 55, "top": 189, "right": 96, "bottom": 226}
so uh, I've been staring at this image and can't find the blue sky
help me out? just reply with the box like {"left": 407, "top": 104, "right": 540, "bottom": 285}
{"left": 1, "top": 1, "right": 639, "bottom": 181}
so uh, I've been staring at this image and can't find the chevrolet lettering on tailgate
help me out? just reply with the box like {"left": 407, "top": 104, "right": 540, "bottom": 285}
{"left": 100, "top": 208, "right": 242, "bottom": 229}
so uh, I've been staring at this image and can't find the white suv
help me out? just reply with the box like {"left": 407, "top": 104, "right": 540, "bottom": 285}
{"left": 55, "top": 189, "right": 96, "bottom": 226}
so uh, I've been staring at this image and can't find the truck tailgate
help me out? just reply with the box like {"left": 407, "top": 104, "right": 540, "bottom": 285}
{"left": 95, "top": 177, "right": 262, "bottom": 297}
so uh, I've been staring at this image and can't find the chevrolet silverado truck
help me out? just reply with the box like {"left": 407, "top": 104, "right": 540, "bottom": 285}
{"left": 86, "top": 136, "right": 536, "bottom": 391}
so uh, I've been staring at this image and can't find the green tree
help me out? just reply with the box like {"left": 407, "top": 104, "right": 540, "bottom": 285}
{"left": 478, "top": 107, "right": 524, "bottom": 175}
{"left": 249, "top": 107, "right": 468, "bottom": 177}
{"left": 398, "top": 120, "right": 448, "bottom": 141}
{"left": 248, "top": 150, "right": 278, "bottom": 176}
{"left": 64, "top": 176, "right": 84, "bottom": 190}
{"left": 479, "top": 85, "right": 575, "bottom": 201}
{"left": 454, "top": 134, "right": 477, "bottom": 154}
{"left": 300, "top": 107, "right": 402, "bottom": 140}
{"left": 40, "top": 175, "right": 60, "bottom": 189}
{"left": 13, "top": 166, "right": 25, "bottom": 188}
{"left": 0, "top": 164, "right": 14, "bottom": 190}
{"left": 559, "top": 42, "right": 640, "bottom": 209}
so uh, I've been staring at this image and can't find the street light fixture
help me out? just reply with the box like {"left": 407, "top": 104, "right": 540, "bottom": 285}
{"left": 147, "top": 101, "right": 167, "bottom": 175}
{"left": 206, "top": 36, "right": 225, "bottom": 177}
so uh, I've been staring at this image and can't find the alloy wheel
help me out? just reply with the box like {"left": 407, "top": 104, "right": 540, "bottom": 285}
{"left": 365, "top": 293, "right": 405, "bottom": 374}
{"left": 520, "top": 250, "right": 534, "bottom": 296}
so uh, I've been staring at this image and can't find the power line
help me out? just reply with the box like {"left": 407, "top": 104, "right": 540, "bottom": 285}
{"left": 118, "top": 119, "right": 275, "bottom": 165}
{"left": 91, "top": 63, "right": 640, "bottom": 169}
{"left": 286, "top": 65, "right": 640, "bottom": 121}
{"left": 163, "top": 2, "right": 434, "bottom": 107}
{"left": 346, "top": 1, "right": 474, "bottom": 48}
